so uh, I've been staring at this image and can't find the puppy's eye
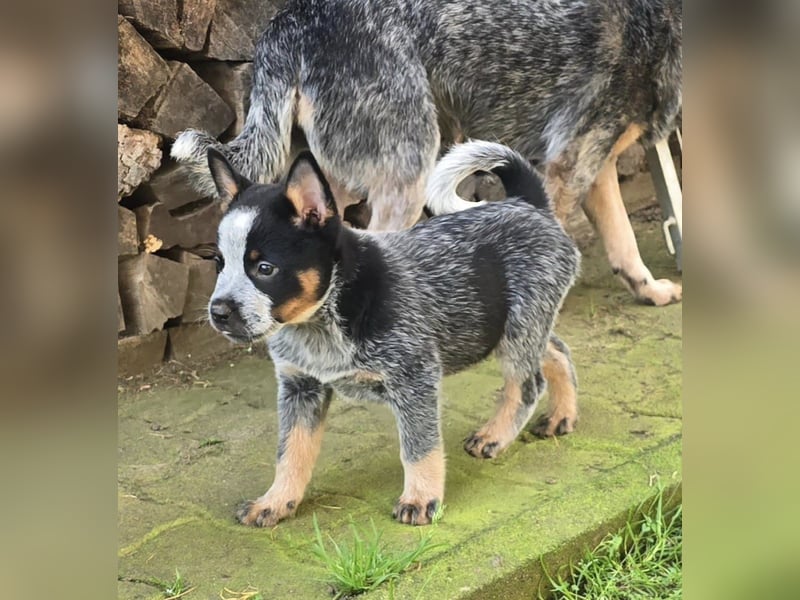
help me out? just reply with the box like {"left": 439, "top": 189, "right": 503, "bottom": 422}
{"left": 257, "top": 262, "right": 277, "bottom": 276}
{"left": 214, "top": 255, "right": 225, "bottom": 274}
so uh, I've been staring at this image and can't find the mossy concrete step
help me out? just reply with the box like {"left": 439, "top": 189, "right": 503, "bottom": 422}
{"left": 118, "top": 209, "right": 682, "bottom": 599}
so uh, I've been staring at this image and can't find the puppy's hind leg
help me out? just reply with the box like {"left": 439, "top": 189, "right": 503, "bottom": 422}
{"left": 531, "top": 335, "right": 579, "bottom": 438}
{"left": 464, "top": 373, "right": 546, "bottom": 459}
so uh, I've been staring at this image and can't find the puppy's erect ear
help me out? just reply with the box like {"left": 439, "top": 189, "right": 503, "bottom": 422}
{"left": 207, "top": 149, "right": 248, "bottom": 211}
{"left": 284, "top": 151, "right": 336, "bottom": 227}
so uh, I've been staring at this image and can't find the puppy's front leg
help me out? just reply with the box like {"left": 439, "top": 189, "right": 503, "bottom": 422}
{"left": 237, "top": 374, "right": 331, "bottom": 528}
{"left": 389, "top": 379, "right": 445, "bottom": 526}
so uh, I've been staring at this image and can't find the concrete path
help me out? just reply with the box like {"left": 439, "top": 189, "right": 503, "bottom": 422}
{"left": 118, "top": 200, "right": 682, "bottom": 599}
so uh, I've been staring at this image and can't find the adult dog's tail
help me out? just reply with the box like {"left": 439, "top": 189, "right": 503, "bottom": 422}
{"left": 425, "top": 140, "right": 550, "bottom": 215}
{"left": 171, "top": 16, "right": 299, "bottom": 198}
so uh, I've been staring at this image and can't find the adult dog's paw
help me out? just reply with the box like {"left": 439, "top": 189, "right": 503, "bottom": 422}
{"left": 235, "top": 495, "right": 298, "bottom": 527}
{"left": 392, "top": 498, "right": 440, "bottom": 526}
{"left": 637, "top": 278, "right": 682, "bottom": 306}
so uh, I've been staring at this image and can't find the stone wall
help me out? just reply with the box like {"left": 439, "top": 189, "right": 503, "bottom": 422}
{"left": 117, "top": 1, "right": 284, "bottom": 375}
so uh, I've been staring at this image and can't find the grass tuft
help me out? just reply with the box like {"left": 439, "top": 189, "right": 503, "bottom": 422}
{"left": 198, "top": 438, "right": 224, "bottom": 448}
{"left": 161, "top": 568, "right": 194, "bottom": 599}
{"left": 544, "top": 485, "right": 682, "bottom": 600}
{"left": 312, "top": 509, "right": 443, "bottom": 598}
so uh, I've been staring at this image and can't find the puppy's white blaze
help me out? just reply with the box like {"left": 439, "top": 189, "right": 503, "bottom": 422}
{"left": 212, "top": 207, "right": 275, "bottom": 335}
{"left": 426, "top": 140, "right": 523, "bottom": 215}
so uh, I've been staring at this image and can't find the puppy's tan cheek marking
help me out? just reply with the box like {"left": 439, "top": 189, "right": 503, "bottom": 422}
{"left": 273, "top": 269, "right": 322, "bottom": 323}
{"left": 540, "top": 342, "right": 578, "bottom": 435}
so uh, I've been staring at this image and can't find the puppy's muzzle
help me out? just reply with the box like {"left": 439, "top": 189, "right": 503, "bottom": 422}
{"left": 209, "top": 298, "right": 249, "bottom": 341}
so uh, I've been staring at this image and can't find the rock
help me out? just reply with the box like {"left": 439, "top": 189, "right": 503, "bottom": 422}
{"left": 118, "top": 124, "right": 162, "bottom": 200}
{"left": 118, "top": 206, "right": 139, "bottom": 255}
{"left": 118, "top": 253, "right": 190, "bottom": 334}
{"left": 118, "top": 0, "right": 183, "bottom": 50}
{"left": 204, "top": 0, "right": 286, "bottom": 60}
{"left": 117, "top": 15, "right": 171, "bottom": 121}
{"left": 171, "top": 201, "right": 224, "bottom": 248}
{"left": 167, "top": 322, "right": 233, "bottom": 361}
{"left": 184, "top": 260, "right": 217, "bottom": 322}
{"left": 456, "top": 176, "right": 477, "bottom": 202}
{"left": 118, "top": 293, "right": 126, "bottom": 333}
{"left": 474, "top": 172, "right": 506, "bottom": 202}
{"left": 133, "top": 61, "right": 234, "bottom": 139}
{"left": 118, "top": 330, "right": 168, "bottom": 376}
{"left": 193, "top": 62, "right": 253, "bottom": 139}
{"left": 134, "top": 202, "right": 181, "bottom": 249}
{"left": 135, "top": 200, "right": 223, "bottom": 250}
{"left": 181, "top": 0, "right": 219, "bottom": 52}
{"left": 161, "top": 249, "right": 218, "bottom": 322}
{"left": 136, "top": 159, "right": 205, "bottom": 211}
{"left": 456, "top": 172, "right": 506, "bottom": 203}
{"left": 617, "top": 142, "right": 647, "bottom": 178}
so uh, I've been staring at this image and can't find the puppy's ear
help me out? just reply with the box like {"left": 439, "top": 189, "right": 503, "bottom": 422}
{"left": 207, "top": 149, "right": 248, "bottom": 211}
{"left": 284, "top": 151, "right": 336, "bottom": 227}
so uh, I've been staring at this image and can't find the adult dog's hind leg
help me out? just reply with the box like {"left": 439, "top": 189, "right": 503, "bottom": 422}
{"left": 237, "top": 374, "right": 331, "bottom": 528}
{"left": 582, "top": 127, "right": 682, "bottom": 306}
{"left": 531, "top": 336, "right": 578, "bottom": 438}
{"left": 368, "top": 177, "right": 429, "bottom": 232}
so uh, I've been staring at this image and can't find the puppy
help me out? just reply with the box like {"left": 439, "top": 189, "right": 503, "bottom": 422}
{"left": 207, "top": 141, "right": 580, "bottom": 526}
{"left": 172, "top": 0, "right": 680, "bottom": 306}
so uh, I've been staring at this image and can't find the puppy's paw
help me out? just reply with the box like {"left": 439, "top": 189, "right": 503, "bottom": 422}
{"left": 236, "top": 495, "right": 298, "bottom": 528}
{"left": 531, "top": 414, "right": 575, "bottom": 438}
{"left": 637, "top": 279, "right": 682, "bottom": 306}
{"left": 463, "top": 433, "right": 502, "bottom": 459}
{"left": 392, "top": 498, "right": 440, "bottom": 526}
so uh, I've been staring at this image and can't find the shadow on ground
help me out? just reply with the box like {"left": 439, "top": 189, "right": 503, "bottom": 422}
{"left": 118, "top": 192, "right": 682, "bottom": 599}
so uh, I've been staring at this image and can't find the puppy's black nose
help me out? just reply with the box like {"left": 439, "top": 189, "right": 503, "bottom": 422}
{"left": 210, "top": 299, "right": 234, "bottom": 324}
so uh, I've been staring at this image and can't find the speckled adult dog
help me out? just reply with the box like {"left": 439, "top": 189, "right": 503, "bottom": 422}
{"left": 206, "top": 141, "right": 579, "bottom": 526}
{"left": 172, "top": 0, "right": 681, "bottom": 307}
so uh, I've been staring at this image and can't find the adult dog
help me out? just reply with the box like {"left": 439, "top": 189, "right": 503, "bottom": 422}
{"left": 172, "top": 0, "right": 682, "bottom": 306}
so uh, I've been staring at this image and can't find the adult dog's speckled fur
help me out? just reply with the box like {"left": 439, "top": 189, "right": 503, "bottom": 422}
{"left": 172, "top": 0, "right": 681, "bottom": 305}
{"left": 206, "top": 141, "right": 580, "bottom": 526}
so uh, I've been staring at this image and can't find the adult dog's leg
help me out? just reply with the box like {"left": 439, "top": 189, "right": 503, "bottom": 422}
{"left": 583, "top": 127, "right": 682, "bottom": 306}
{"left": 237, "top": 374, "right": 331, "bottom": 527}
{"left": 368, "top": 177, "right": 429, "bottom": 231}
{"left": 327, "top": 178, "right": 365, "bottom": 226}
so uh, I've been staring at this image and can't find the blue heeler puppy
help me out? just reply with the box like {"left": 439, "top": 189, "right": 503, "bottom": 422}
{"left": 172, "top": 0, "right": 681, "bottom": 307}
{"left": 206, "top": 141, "right": 580, "bottom": 526}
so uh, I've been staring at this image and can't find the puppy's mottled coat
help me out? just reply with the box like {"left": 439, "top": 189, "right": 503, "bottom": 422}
{"left": 173, "top": 0, "right": 681, "bottom": 306}
{"left": 207, "top": 141, "right": 579, "bottom": 526}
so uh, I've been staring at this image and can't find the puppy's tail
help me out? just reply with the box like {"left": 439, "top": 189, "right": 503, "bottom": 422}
{"left": 171, "top": 16, "right": 299, "bottom": 197}
{"left": 426, "top": 140, "right": 550, "bottom": 215}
